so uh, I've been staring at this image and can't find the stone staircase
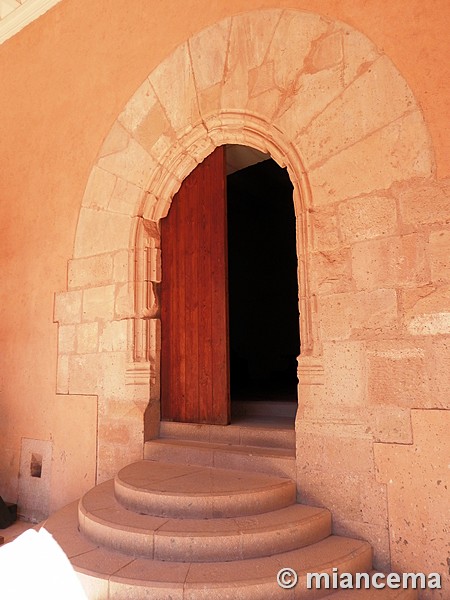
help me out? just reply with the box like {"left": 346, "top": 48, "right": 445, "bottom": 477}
{"left": 43, "top": 404, "right": 418, "bottom": 599}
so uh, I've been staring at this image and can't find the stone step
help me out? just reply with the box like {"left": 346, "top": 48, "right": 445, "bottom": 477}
{"left": 79, "top": 479, "right": 331, "bottom": 561}
{"left": 323, "top": 579, "right": 419, "bottom": 598}
{"left": 114, "top": 460, "right": 296, "bottom": 518}
{"left": 44, "top": 502, "right": 375, "bottom": 599}
{"left": 232, "top": 399, "right": 297, "bottom": 419}
{"left": 144, "top": 438, "right": 296, "bottom": 478}
{"left": 159, "top": 418, "right": 296, "bottom": 449}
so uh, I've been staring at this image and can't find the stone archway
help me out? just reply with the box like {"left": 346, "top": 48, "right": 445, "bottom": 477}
{"left": 54, "top": 8, "right": 433, "bottom": 504}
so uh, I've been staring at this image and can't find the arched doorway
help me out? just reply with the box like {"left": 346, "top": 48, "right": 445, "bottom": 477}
{"left": 227, "top": 153, "right": 299, "bottom": 412}
{"left": 159, "top": 144, "right": 300, "bottom": 425}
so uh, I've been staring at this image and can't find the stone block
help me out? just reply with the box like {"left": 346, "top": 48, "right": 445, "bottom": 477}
{"left": 113, "top": 250, "right": 131, "bottom": 284}
{"left": 339, "top": 23, "right": 379, "bottom": 87}
{"left": 81, "top": 166, "right": 116, "bottom": 210}
{"left": 114, "top": 283, "right": 134, "bottom": 319}
{"left": 367, "top": 341, "right": 428, "bottom": 408}
{"left": 429, "top": 229, "right": 450, "bottom": 282}
{"left": 57, "top": 324, "right": 75, "bottom": 354}
{"left": 98, "top": 137, "right": 157, "bottom": 189}
{"left": 351, "top": 233, "right": 428, "bottom": 291}
{"left": 99, "top": 320, "right": 128, "bottom": 352}
{"left": 108, "top": 177, "right": 144, "bottom": 216}
{"left": 310, "top": 247, "right": 352, "bottom": 294}
{"left": 98, "top": 121, "right": 130, "bottom": 158}
{"left": 132, "top": 95, "right": 175, "bottom": 160}
{"left": 54, "top": 291, "right": 82, "bottom": 325}
{"left": 68, "top": 254, "right": 113, "bottom": 289}
{"left": 397, "top": 177, "right": 450, "bottom": 227}
{"left": 357, "top": 406, "right": 412, "bottom": 444}
{"left": 308, "top": 111, "right": 433, "bottom": 207}
{"left": 150, "top": 43, "right": 201, "bottom": 133}
{"left": 74, "top": 208, "right": 131, "bottom": 258}
{"left": 338, "top": 195, "right": 397, "bottom": 243}
{"left": 310, "top": 205, "right": 340, "bottom": 250}
{"left": 374, "top": 409, "right": 450, "bottom": 590}
{"left": 82, "top": 285, "right": 115, "bottom": 322}
{"left": 56, "top": 354, "right": 69, "bottom": 395}
{"left": 402, "top": 283, "right": 450, "bottom": 335}
{"left": 301, "top": 55, "right": 416, "bottom": 168}
{"left": 318, "top": 288, "right": 398, "bottom": 340}
{"left": 297, "top": 423, "right": 375, "bottom": 475}
{"left": 221, "top": 11, "right": 281, "bottom": 110}
{"left": 189, "top": 18, "right": 231, "bottom": 91}
{"left": 118, "top": 78, "right": 157, "bottom": 135}
{"left": 76, "top": 322, "right": 99, "bottom": 354}
{"left": 322, "top": 341, "right": 367, "bottom": 406}
{"left": 427, "top": 338, "right": 450, "bottom": 408}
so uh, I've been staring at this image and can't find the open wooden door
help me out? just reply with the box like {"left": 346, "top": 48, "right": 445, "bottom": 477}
{"left": 160, "top": 147, "right": 230, "bottom": 424}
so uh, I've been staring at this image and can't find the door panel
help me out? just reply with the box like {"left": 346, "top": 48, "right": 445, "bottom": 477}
{"left": 160, "top": 147, "right": 230, "bottom": 424}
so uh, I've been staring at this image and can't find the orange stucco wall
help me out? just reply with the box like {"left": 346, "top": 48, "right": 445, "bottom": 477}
{"left": 0, "top": 0, "right": 448, "bottom": 549}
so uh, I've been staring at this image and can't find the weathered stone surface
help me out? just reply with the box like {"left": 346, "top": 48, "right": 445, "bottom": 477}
{"left": 402, "top": 284, "right": 450, "bottom": 335}
{"left": 375, "top": 409, "right": 450, "bottom": 593}
{"left": 189, "top": 18, "right": 231, "bottom": 91}
{"left": 359, "top": 406, "right": 412, "bottom": 444}
{"left": 150, "top": 43, "right": 201, "bottom": 133}
{"left": 310, "top": 205, "right": 340, "bottom": 250}
{"left": 428, "top": 338, "right": 450, "bottom": 408}
{"left": 338, "top": 195, "right": 397, "bottom": 243}
{"left": 310, "top": 247, "right": 352, "bottom": 294}
{"left": 108, "top": 177, "right": 144, "bottom": 216}
{"left": 99, "top": 320, "right": 128, "bottom": 352}
{"left": 351, "top": 233, "right": 429, "bottom": 291}
{"left": 322, "top": 341, "right": 367, "bottom": 406}
{"left": 318, "top": 288, "right": 398, "bottom": 340}
{"left": 58, "top": 324, "right": 75, "bottom": 354}
{"left": 81, "top": 166, "right": 116, "bottom": 210}
{"left": 68, "top": 254, "right": 113, "bottom": 289}
{"left": 82, "top": 285, "right": 115, "bottom": 322}
{"left": 74, "top": 208, "right": 131, "bottom": 257}
{"left": 118, "top": 78, "right": 157, "bottom": 135}
{"left": 221, "top": 11, "right": 281, "bottom": 111}
{"left": 397, "top": 177, "right": 450, "bottom": 227}
{"left": 429, "top": 229, "right": 450, "bottom": 282}
{"left": 54, "top": 291, "right": 82, "bottom": 325}
{"left": 113, "top": 250, "right": 131, "bottom": 284}
{"left": 308, "top": 111, "right": 433, "bottom": 206}
{"left": 56, "top": 354, "right": 69, "bottom": 394}
{"left": 301, "top": 55, "right": 416, "bottom": 168}
{"left": 338, "top": 22, "right": 379, "bottom": 86}
{"left": 367, "top": 341, "right": 428, "bottom": 408}
{"left": 98, "top": 137, "right": 157, "bottom": 188}
{"left": 76, "top": 322, "right": 99, "bottom": 354}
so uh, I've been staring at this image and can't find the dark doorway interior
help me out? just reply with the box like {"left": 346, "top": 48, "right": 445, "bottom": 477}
{"left": 227, "top": 158, "right": 300, "bottom": 405}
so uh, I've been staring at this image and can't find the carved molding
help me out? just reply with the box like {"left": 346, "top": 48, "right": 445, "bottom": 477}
{"left": 0, "top": 0, "right": 62, "bottom": 44}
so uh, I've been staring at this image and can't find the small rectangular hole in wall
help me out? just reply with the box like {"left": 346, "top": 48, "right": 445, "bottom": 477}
{"left": 30, "top": 453, "right": 42, "bottom": 478}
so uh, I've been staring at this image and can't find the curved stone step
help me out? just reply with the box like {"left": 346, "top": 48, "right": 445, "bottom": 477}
{"left": 114, "top": 460, "right": 296, "bottom": 518}
{"left": 44, "top": 502, "right": 374, "bottom": 599}
{"left": 144, "top": 438, "right": 296, "bottom": 478}
{"left": 79, "top": 480, "right": 331, "bottom": 561}
{"left": 323, "top": 579, "right": 418, "bottom": 598}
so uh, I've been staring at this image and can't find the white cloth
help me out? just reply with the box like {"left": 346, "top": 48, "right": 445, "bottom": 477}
{"left": 0, "top": 527, "right": 87, "bottom": 599}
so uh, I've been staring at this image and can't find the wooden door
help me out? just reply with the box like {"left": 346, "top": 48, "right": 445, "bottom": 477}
{"left": 160, "top": 147, "right": 230, "bottom": 424}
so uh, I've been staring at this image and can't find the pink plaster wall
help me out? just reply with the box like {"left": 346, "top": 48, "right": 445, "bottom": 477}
{"left": 0, "top": 0, "right": 448, "bottom": 587}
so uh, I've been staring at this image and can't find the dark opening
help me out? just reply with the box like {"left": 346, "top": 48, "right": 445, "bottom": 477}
{"left": 30, "top": 453, "right": 42, "bottom": 478}
{"left": 227, "top": 158, "right": 300, "bottom": 404}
